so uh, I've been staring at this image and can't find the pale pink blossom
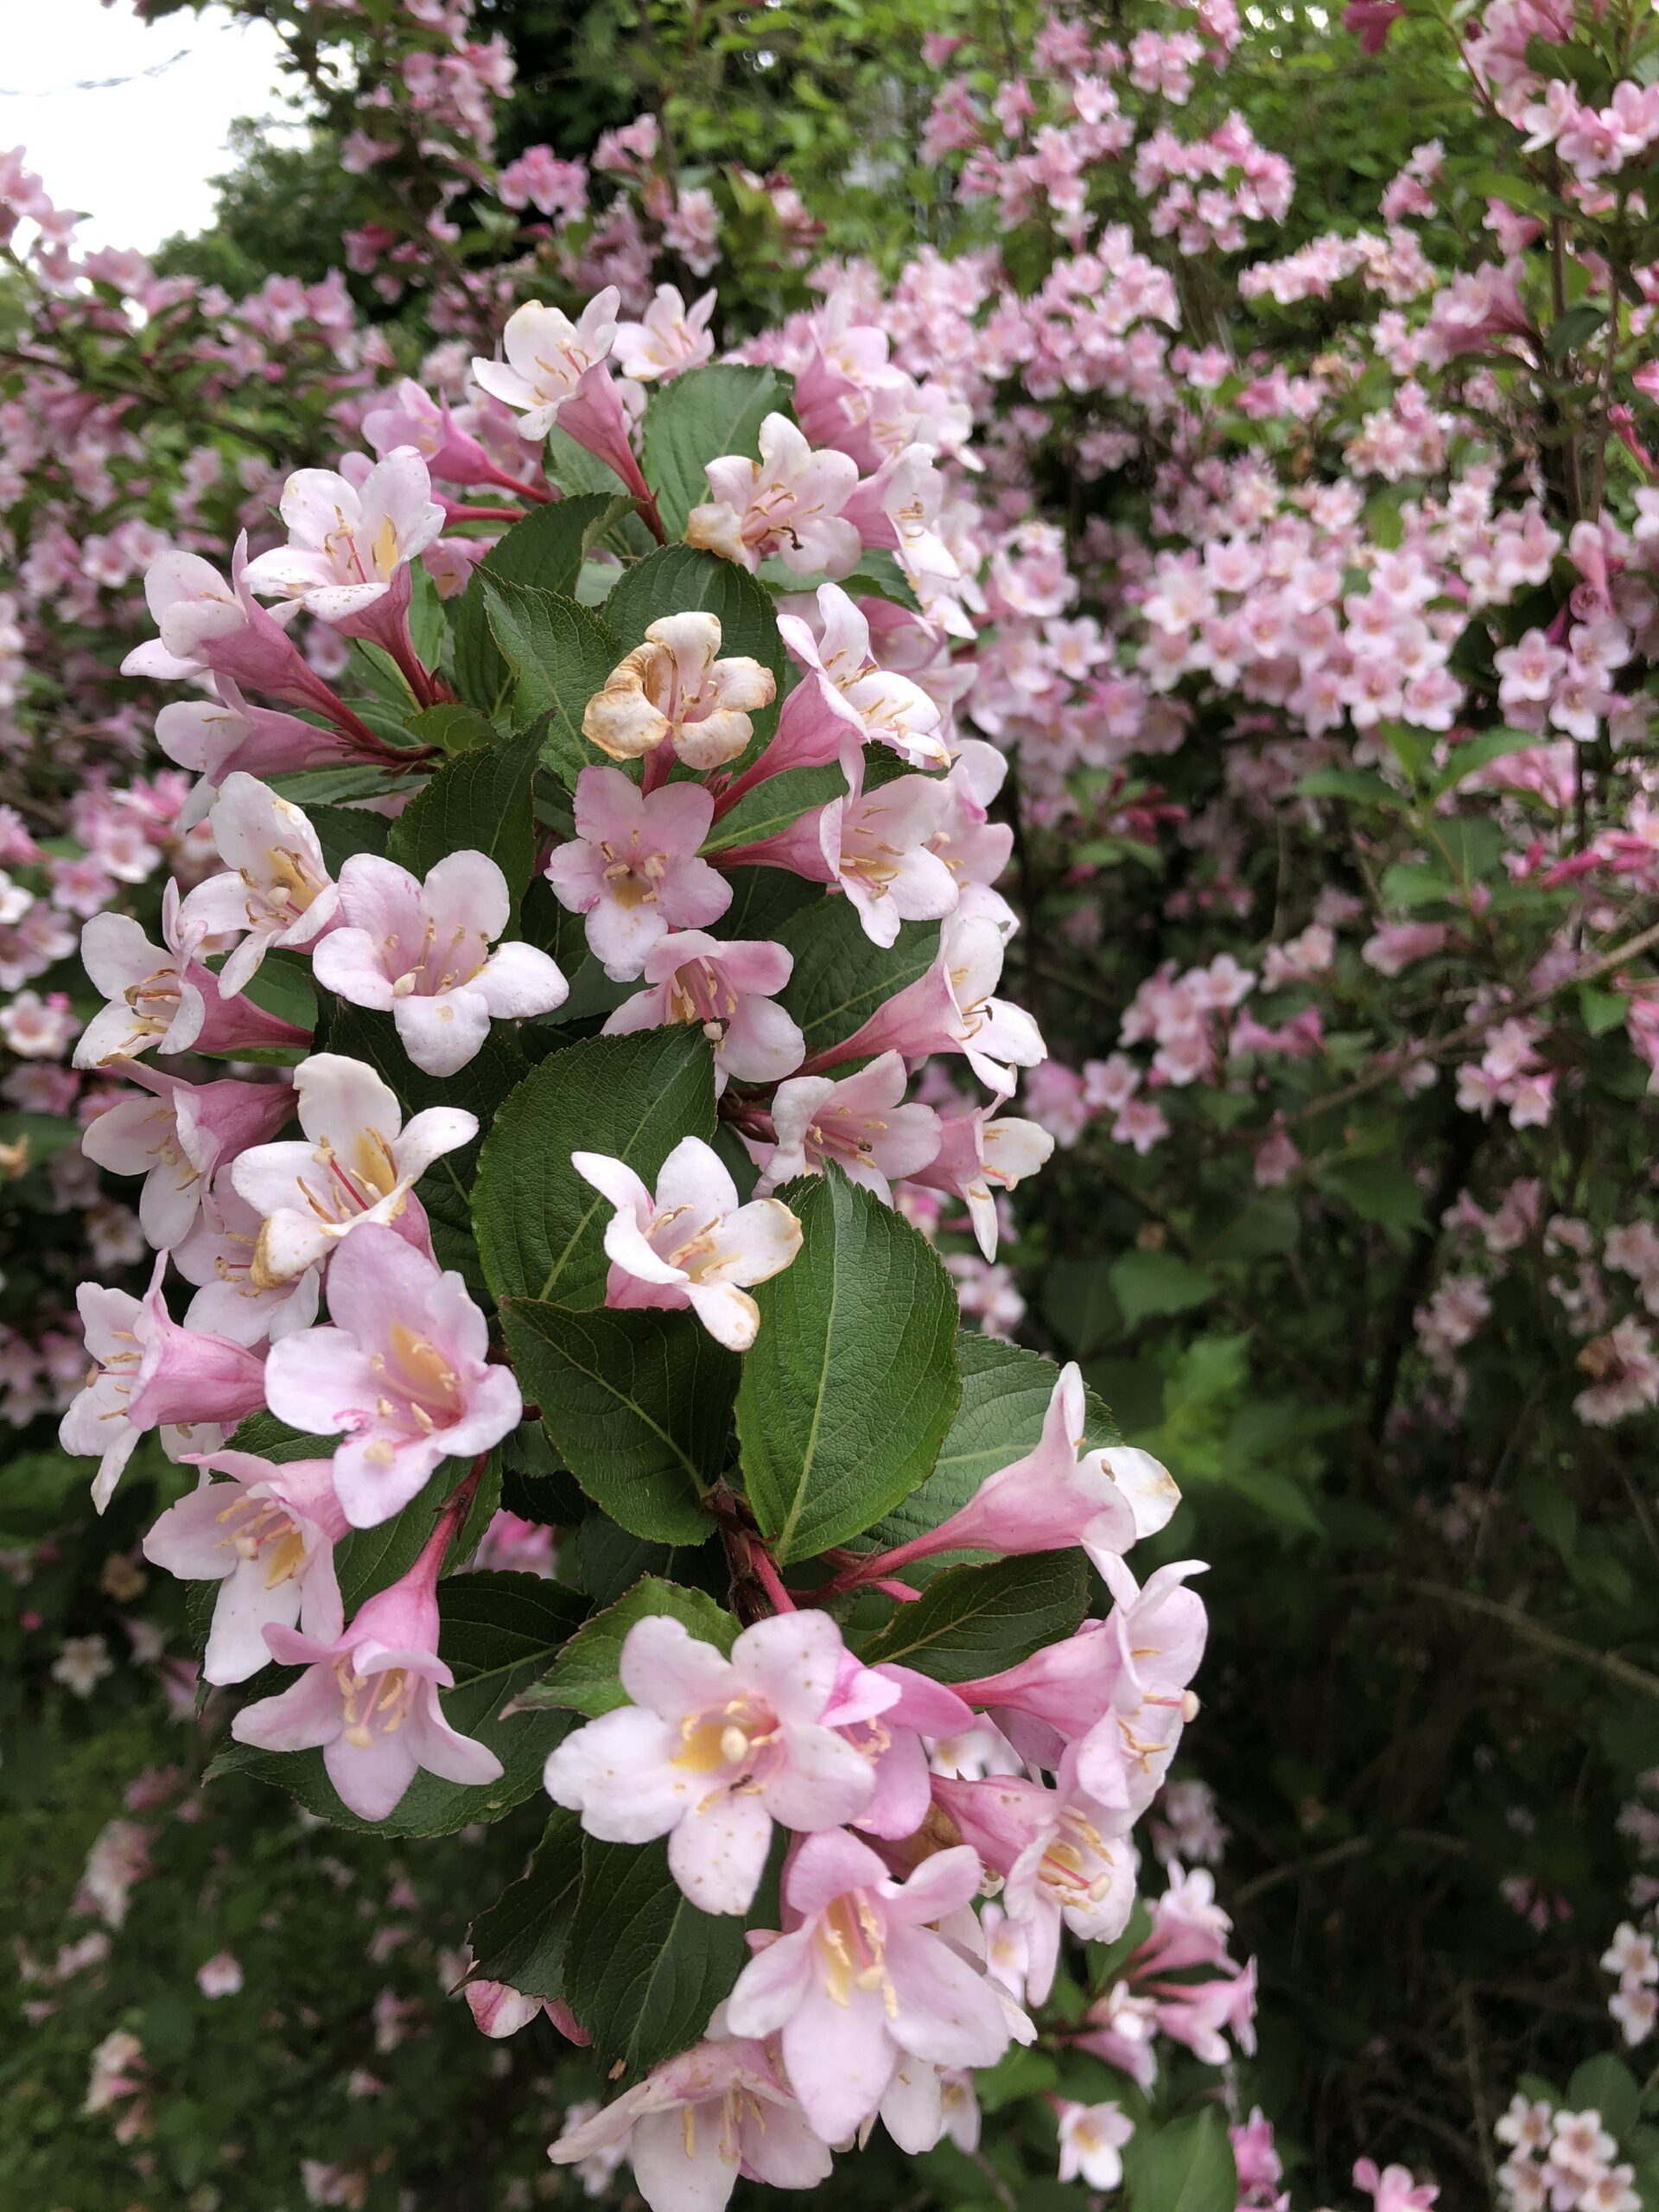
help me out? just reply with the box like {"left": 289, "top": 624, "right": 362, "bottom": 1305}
{"left": 470, "top": 291, "right": 620, "bottom": 440}
{"left": 238, "top": 448, "right": 444, "bottom": 627}
{"left": 544, "top": 767, "right": 730, "bottom": 981}
{"left": 906, "top": 1101, "right": 1053, "bottom": 1259}
{"left": 758, "top": 1052, "right": 942, "bottom": 1202}
{"left": 573, "top": 1135, "right": 802, "bottom": 1351}
{"left": 1057, "top": 2101, "right": 1135, "bottom": 2189}
{"left": 602, "top": 931, "right": 803, "bottom": 1092}
{"left": 612, "top": 284, "right": 717, "bottom": 382}
{"left": 687, "top": 413, "right": 861, "bottom": 577}
{"left": 75, "top": 886, "right": 310, "bottom": 1068}
{"left": 314, "top": 851, "right": 567, "bottom": 1077}
{"left": 175, "top": 775, "right": 339, "bottom": 995}
{"left": 80, "top": 1065, "right": 291, "bottom": 1249}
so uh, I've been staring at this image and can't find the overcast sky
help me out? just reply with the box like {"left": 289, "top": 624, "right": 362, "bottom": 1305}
{"left": 1, "top": 1, "right": 289, "bottom": 251}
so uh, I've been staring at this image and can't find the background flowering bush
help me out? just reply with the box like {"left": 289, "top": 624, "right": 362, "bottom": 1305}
{"left": 9, "top": 0, "right": 1659, "bottom": 2209}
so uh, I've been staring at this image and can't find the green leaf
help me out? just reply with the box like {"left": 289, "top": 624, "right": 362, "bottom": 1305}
{"left": 1428, "top": 726, "right": 1543, "bottom": 796}
{"left": 334, "top": 1488, "right": 444, "bottom": 1614}
{"left": 468, "top": 1808, "right": 584, "bottom": 2001}
{"left": 1547, "top": 303, "right": 1603, "bottom": 360}
{"left": 1293, "top": 766, "right": 1404, "bottom": 809}
{"left": 451, "top": 493, "right": 629, "bottom": 714}
{"left": 1581, "top": 984, "right": 1629, "bottom": 1037}
{"left": 701, "top": 760, "right": 847, "bottom": 853}
{"left": 473, "top": 1027, "right": 715, "bottom": 1305}
{"left": 269, "top": 765, "right": 426, "bottom": 807}
{"left": 1109, "top": 1248, "right": 1216, "bottom": 1326}
{"left": 480, "top": 577, "right": 622, "bottom": 786}
{"left": 1319, "top": 1156, "right": 1427, "bottom": 1238}
{"left": 305, "top": 802, "right": 391, "bottom": 874}
{"left": 868, "top": 1332, "right": 1116, "bottom": 1549}
{"left": 385, "top": 720, "right": 544, "bottom": 905}
{"left": 735, "top": 1166, "right": 960, "bottom": 1562}
{"left": 410, "top": 702, "right": 500, "bottom": 755}
{"left": 516, "top": 1575, "right": 740, "bottom": 1713}
{"left": 779, "top": 899, "right": 940, "bottom": 1058}
{"left": 212, "top": 1573, "right": 587, "bottom": 1837}
{"left": 563, "top": 1835, "right": 749, "bottom": 2079}
{"left": 860, "top": 1552, "right": 1090, "bottom": 1681}
{"left": 757, "top": 546, "right": 920, "bottom": 613}
{"left": 640, "top": 363, "right": 794, "bottom": 538}
{"left": 602, "top": 543, "right": 785, "bottom": 690}
{"left": 500, "top": 1302, "right": 734, "bottom": 1543}
{"left": 1123, "top": 2107, "right": 1237, "bottom": 2212}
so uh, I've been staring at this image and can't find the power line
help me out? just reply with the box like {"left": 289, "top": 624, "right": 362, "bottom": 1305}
{"left": 0, "top": 48, "right": 192, "bottom": 98}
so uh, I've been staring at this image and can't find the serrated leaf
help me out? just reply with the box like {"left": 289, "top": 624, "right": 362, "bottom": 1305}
{"left": 702, "top": 760, "right": 846, "bottom": 854}
{"left": 779, "top": 899, "right": 940, "bottom": 1058}
{"left": 468, "top": 1808, "right": 584, "bottom": 2000}
{"left": 268, "top": 765, "right": 426, "bottom": 807}
{"left": 305, "top": 803, "right": 391, "bottom": 874}
{"left": 1294, "top": 766, "right": 1404, "bottom": 808}
{"left": 410, "top": 702, "right": 499, "bottom": 754}
{"left": 480, "top": 578, "right": 622, "bottom": 787}
{"left": 563, "top": 1836, "right": 748, "bottom": 2078}
{"left": 516, "top": 1575, "right": 739, "bottom": 1713}
{"left": 472, "top": 1028, "right": 715, "bottom": 1306}
{"left": 1124, "top": 2108, "right": 1236, "bottom": 2212}
{"left": 210, "top": 1572, "right": 587, "bottom": 1837}
{"left": 735, "top": 1167, "right": 960, "bottom": 1561}
{"left": 602, "top": 543, "right": 785, "bottom": 686}
{"left": 1428, "top": 726, "right": 1546, "bottom": 796}
{"left": 385, "top": 720, "right": 544, "bottom": 905}
{"left": 868, "top": 1333, "right": 1117, "bottom": 1549}
{"left": 757, "top": 547, "right": 919, "bottom": 613}
{"left": 452, "top": 493, "right": 627, "bottom": 714}
{"left": 859, "top": 1552, "right": 1090, "bottom": 1681}
{"left": 1109, "top": 1248, "right": 1215, "bottom": 1325}
{"left": 640, "top": 363, "right": 795, "bottom": 538}
{"left": 500, "top": 1302, "right": 734, "bottom": 1543}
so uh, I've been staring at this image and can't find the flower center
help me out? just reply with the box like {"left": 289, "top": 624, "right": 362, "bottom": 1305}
{"left": 337, "top": 1658, "right": 417, "bottom": 1749}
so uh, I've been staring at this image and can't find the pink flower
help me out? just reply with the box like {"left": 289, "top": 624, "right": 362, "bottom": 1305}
{"left": 156, "top": 679, "right": 348, "bottom": 821}
{"left": 231, "top": 1514, "right": 503, "bottom": 1821}
{"left": 804, "top": 912, "right": 1046, "bottom": 1096}
{"left": 723, "top": 1830, "right": 1012, "bottom": 2143}
{"left": 543, "top": 1610, "right": 880, "bottom": 1912}
{"left": 121, "top": 537, "right": 303, "bottom": 696}
{"left": 175, "top": 775, "right": 339, "bottom": 995}
{"left": 612, "top": 284, "right": 717, "bottom": 383}
{"left": 1354, "top": 2159, "right": 1440, "bottom": 2212}
{"left": 1057, "top": 2101, "right": 1135, "bottom": 2189}
{"left": 687, "top": 413, "right": 861, "bottom": 577}
{"left": 573, "top": 1135, "right": 802, "bottom": 1351}
{"left": 547, "top": 2037, "right": 830, "bottom": 2212}
{"left": 229, "top": 1052, "right": 476, "bottom": 1285}
{"left": 143, "top": 1450, "right": 346, "bottom": 1685}
{"left": 313, "top": 852, "right": 567, "bottom": 1077}
{"left": 774, "top": 583, "right": 948, "bottom": 767}
{"left": 238, "top": 448, "right": 445, "bottom": 627}
{"left": 75, "top": 886, "right": 311, "bottom": 1068}
{"left": 361, "top": 378, "right": 499, "bottom": 488}
{"left": 582, "top": 613, "right": 774, "bottom": 772}
{"left": 906, "top": 1100, "right": 1053, "bottom": 1259}
{"left": 545, "top": 768, "right": 731, "bottom": 981}
{"left": 758, "top": 1052, "right": 942, "bottom": 1202}
{"left": 263, "top": 1224, "right": 521, "bottom": 1528}
{"left": 470, "top": 291, "right": 620, "bottom": 441}
{"left": 60, "top": 1256, "right": 269, "bottom": 1511}
{"left": 602, "top": 930, "right": 803, "bottom": 1092}
{"left": 807, "top": 745, "right": 964, "bottom": 948}
{"left": 80, "top": 1065, "right": 292, "bottom": 1249}
{"left": 1343, "top": 0, "right": 1403, "bottom": 51}
{"left": 174, "top": 1177, "right": 321, "bottom": 1347}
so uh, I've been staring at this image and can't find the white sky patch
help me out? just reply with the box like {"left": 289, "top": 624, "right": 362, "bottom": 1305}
{"left": 0, "top": 0, "right": 290, "bottom": 252}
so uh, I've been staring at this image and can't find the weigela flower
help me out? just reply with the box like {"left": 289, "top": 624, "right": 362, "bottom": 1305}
{"left": 547, "top": 2036, "right": 830, "bottom": 2212}
{"left": 230, "top": 1051, "right": 477, "bottom": 1286}
{"left": 807, "top": 911, "right": 1046, "bottom": 1095}
{"left": 687, "top": 413, "right": 862, "bottom": 577}
{"left": 757, "top": 1051, "right": 943, "bottom": 1202}
{"left": 75, "top": 884, "right": 310, "bottom": 1068}
{"left": 543, "top": 1610, "right": 884, "bottom": 1911}
{"left": 1057, "top": 2101, "right": 1135, "bottom": 2189}
{"left": 175, "top": 774, "right": 339, "bottom": 995}
{"left": 611, "top": 283, "right": 717, "bottom": 384}
{"left": 544, "top": 767, "right": 731, "bottom": 982}
{"left": 602, "top": 930, "right": 804, "bottom": 1093}
{"left": 724, "top": 1830, "right": 1014, "bottom": 2145}
{"left": 263, "top": 1224, "right": 521, "bottom": 1528}
{"left": 774, "top": 582, "right": 949, "bottom": 768}
{"left": 173, "top": 1177, "right": 321, "bottom": 1347}
{"left": 573, "top": 1135, "right": 802, "bottom": 1351}
{"left": 80, "top": 1065, "right": 292, "bottom": 1249}
{"left": 238, "top": 448, "right": 445, "bottom": 627}
{"left": 231, "top": 1518, "right": 502, "bottom": 1821}
{"left": 906, "top": 1099, "right": 1054, "bottom": 1260}
{"left": 582, "top": 612, "right": 774, "bottom": 771}
{"left": 314, "top": 851, "right": 567, "bottom": 1077}
{"left": 60, "top": 1255, "right": 270, "bottom": 1510}
{"left": 143, "top": 1449, "right": 346, "bottom": 1685}
{"left": 470, "top": 289, "right": 620, "bottom": 440}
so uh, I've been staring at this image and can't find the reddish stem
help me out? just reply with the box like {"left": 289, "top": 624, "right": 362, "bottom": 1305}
{"left": 747, "top": 1539, "right": 798, "bottom": 1613}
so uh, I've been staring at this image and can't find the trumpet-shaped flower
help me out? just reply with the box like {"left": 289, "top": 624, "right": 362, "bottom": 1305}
{"left": 173, "top": 1177, "right": 321, "bottom": 1347}
{"left": 230, "top": 1052, "right": 476, "bottom": 1286}
{"left": 263, "top": 1224, "right": 521, "bottom": 1528}
{"left": 544, "top": 767, "right": 731, "bottom": 981}
{"left": 60, "top": 1255, "right": 270, "bottom": 1511}
{"left": 776, "top": 583, "right": 949, "bottom": 766}
{"left": 602, "top": 931, "right": 804, "bottom": 1093}
{"left": 75, "top": 885, "right": 311, "bottom": 1068}
{"left": 156, "top": 678, "right": 353, "bottom": 827}
{"left": 804, "top": 911, "right": 1046, "bottom": 1094}
{"left": 143, "top": 1450, "right": 346, "bottom": 1684}
{"left": 612, "top": 284, "right": 717, "bottom": 384}
{"left": 582, "top": 613, "right": 775, "bottom": 771}
{"left": 572, "top": 1135, "right": 801, "bottom": 1351}
{"left": 687, "top": 413, "right": 861, "bottom": 577}
{"left": 906, "top": 1101, "right": 1054, "bottom": 1261}
{"left": 80, "top": 1065, "right": 292, "bottom": 1249}
{"left": 231, "top": 1516, "right": 502, "bottom": 1821}
{"left": 547, "top": 2037, "right": 831, "bottom": 2212}
{"left": 470, "top": 290, "right": 620, "bottom": 441}
{"left": 724, "top": 1830, "right": 1013, "bottom": 2145}
{"left": 238, "top": 448, "right": 444, "bottom": 626}
{"left": 757, "top": 1052, "right": 942, "bottom": 1202}
{"left": 543, "top": 1610, "right": 880, "bottom": 1912}
{"left": 313, "top": 851, "right": 567, "bottom": 1077}
{"left": 175, "top": 775, "right": 339, "bottom": 995}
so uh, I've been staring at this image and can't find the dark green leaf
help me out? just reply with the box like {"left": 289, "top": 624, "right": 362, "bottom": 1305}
{"left": 1124, "top": 2108, "right": 1236, "bottom": 2212}
{"left": 500, "top": 1302, "right": 734, "bottom": 1543}
{"left": 472, "top": 1028, "right": 715, "bottom": 1306}
{"left": 516, "top": 1575, "right": 739, "bottom": 1713}
{"left": 1109, "top": 1249, "right": 1216, "bottom": 1325}
{"left": 735, "top": 1167, "right": 960, "bottom": 1561}
{"left": 779, "top": 899, "right": 940, "bottom": 1058}
{"left": 306, "top": 803, "right": 391, "bottom": 874}
{"left": 385, "top": 720, "right": 544, "bottom": 905}
{"left": 640, "top": 363, "right": 794, "bottom": 538}
{"left": 481, "top": 578, "right": 622, "bottom": 786}
{"left": 468, "top": 1808, "right": 584, "bottom": 2000}
{"left": 452, "top": 493, "right": 628, "bottom": 714}
{"left": 702, "top": 760, "right": 846, "bottom": 854}
{"left": 859, "top": 1552, "right": 1090, "bottom": 1681}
